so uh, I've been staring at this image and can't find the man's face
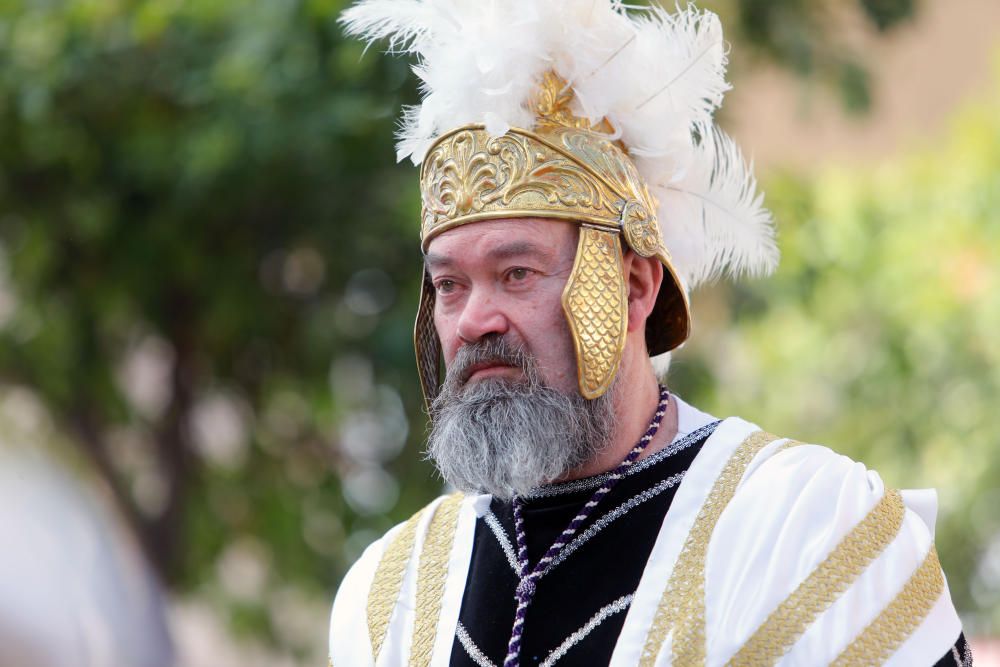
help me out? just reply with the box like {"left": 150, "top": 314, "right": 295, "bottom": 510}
{"left": 424, "top": 218, "right": 579, "bottom": 394}
{"left": 422, "top": 218, "right": 617, "bottom": 498}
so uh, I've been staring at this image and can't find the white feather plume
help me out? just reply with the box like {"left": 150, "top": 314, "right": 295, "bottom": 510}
{"left": 337, "top": 0, "right": 437, "bottom": 53}
{"left": 340, "top": 0, "right": 779, "bottom": 288}
{"left": 651, "top": 123, "right": 779, "bottom": 286}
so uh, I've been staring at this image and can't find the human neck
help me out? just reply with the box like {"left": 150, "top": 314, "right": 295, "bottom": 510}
{"left": 560, "top": 367, "right": 678, "bottom": 482}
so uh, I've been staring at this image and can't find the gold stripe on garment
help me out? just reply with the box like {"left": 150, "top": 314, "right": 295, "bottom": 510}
{"left": 410, "top": 492, "right": 465, "bottom": 667}
{"left": 728, "top": 488, "right": 906, "bottom": 665}
{"left": 831, "top": 545, "right": 945, "bottom": 666}
{"left": 639, "top": 430, "right": 784, "bottom": 667}
{"left": 367, "top": 506, "right": 428, "bottom": 662}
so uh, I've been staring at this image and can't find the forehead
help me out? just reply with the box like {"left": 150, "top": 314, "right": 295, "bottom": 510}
{"left": 424, "top": 218, "right": 577, "bottom": 263}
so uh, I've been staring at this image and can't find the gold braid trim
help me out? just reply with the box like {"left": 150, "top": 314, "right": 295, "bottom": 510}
{"left": 728, "top": 488, "right": 906, "bottom": 666}
{"left": 639, "top": 431, "right": 785, "bottom": 667}
{"left": 410, "top": 492, "right": 464, "bottom": 667}
{"left": 832, "top": 545, "right": 945, "bottom": 666}
{"left": 367, "top": 506, "right": 428, "bottom": 661}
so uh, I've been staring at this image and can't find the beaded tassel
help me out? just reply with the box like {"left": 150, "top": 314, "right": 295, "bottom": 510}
{"left": 503, "top": 386, "right": 670, "bottom": 667}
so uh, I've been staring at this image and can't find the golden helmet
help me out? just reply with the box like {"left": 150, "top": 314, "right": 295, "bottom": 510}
{"left": 342, "top": 1, "right": 779, "bottom": 408}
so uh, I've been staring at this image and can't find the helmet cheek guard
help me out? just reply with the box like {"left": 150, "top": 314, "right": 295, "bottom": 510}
{"left": 414, "top": 269, "right": 442, "bottom": 409}
{"left": 562, "top": 226, "right": 628, "bottom": 400}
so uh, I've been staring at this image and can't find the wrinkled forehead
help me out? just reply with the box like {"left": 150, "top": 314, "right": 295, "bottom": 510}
{"left": 422, "top": 218, "right": 578, "bottom": 268}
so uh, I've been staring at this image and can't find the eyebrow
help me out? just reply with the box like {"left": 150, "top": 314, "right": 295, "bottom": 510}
{"left": 489, "top": 240, "right": 552, "bottom": 261}
{"left": 423, "top": 240, "right": 553, "bottom": 269}
{"left": 422, "top": 252, "right": 453, "bottom": 270}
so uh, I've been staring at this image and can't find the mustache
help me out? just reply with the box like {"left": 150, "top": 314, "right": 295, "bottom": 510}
{"left": 426, "top": 338, "right": 617, "bottom": 498}
{"left": 446, "top": 336, "right": 534, "bottom": 386}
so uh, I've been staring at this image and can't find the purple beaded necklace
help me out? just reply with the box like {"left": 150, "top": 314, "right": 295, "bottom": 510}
{"left": 503, "top": 385, "right": 670, "bottom": 667}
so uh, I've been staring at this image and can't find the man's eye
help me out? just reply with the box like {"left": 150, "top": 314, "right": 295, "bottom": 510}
{"left": 508, "top": 268, "right": 531, "bottom": 281}
{"left": 435, "top": 279, "right": 456, "bottom": 294}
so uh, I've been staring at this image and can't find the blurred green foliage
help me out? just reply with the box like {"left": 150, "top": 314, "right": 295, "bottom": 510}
{"left": 0, "top": 0, "right": 994, "bottom": 659}
{"left": 717, "top": 0, "right": 916, "bottom": 112}
{"left": 0, "top": 0, "right": 429, "bottom": 654}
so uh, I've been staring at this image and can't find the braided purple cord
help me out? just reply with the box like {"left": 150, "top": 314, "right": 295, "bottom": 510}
{"left": 503, "top": 386, "right": 670, "bottom": 667}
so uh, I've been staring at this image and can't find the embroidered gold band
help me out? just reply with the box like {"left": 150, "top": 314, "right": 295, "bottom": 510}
{"left": 728, "top": 488, "right": 906, "bottom": 665}
{"left": 832, "top": 545, "right": 945, "bottom": 666}
{"left": 410, "top": 492, "right": 465, "bottom": 667}
{"left": 367, "top": 506, "right": 428, "bottom": 661}
{"left": 639, "top": 431, "right": 785, "bottom": 667}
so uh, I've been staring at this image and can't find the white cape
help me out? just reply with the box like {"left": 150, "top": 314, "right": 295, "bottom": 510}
{"left": 329, "top": 400, "right": 960, "bottom": 666}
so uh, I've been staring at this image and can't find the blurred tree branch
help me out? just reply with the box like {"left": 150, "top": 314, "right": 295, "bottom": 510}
{"left": 716, "top": 0, "right": 917, "bottom": 112}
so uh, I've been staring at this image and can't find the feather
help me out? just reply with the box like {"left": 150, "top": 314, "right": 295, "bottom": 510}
{"left": 652, "top": 123, "right": 779, "bottom": 287}
{"left": 338, "top": 0, "right": 438, "bottom": 53}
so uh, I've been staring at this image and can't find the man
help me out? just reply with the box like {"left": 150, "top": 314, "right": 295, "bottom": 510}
{"left": 331, "top": 1, "right": 970, "bottom": 665}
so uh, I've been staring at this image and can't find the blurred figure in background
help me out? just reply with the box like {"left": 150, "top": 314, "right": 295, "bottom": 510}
{"left": 0, "top": 414, "right": 173, "bottom": 667}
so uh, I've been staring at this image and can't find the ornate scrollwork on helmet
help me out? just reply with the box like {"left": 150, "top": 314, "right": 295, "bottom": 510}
{"left": 419, "top": 126, "right": 631, "bottom": 245}
{"left": 486, "top": 134, "right": 608, "bottom": 211}
{"left": 532, "top": 71, "right": 617, "bottom": 136}
{"left": 621, "top": 199, "right": 661, "bottom": 258}
{"left": 420, "top": 130, "right": 499, "bottom": 229}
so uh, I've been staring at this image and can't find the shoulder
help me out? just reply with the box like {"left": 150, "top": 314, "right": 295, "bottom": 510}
{"left": 328, "top": 492, "right": 479, "bottom": 666}
{"left": 703, "top": 418, "right": 961, "bottom": 665}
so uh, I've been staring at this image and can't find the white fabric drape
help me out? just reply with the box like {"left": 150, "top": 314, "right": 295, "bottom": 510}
{"left": 330, "top": 398, "right": 961, "bottom": 666}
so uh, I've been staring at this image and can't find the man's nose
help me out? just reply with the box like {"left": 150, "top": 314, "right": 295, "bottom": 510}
{"left": 455, "top": 287, "right": 509, "bottom": 343}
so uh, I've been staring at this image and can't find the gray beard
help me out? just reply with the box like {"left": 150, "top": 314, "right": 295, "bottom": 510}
{"left": 426, "top": 337, "right": 616, "bottom": 500}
